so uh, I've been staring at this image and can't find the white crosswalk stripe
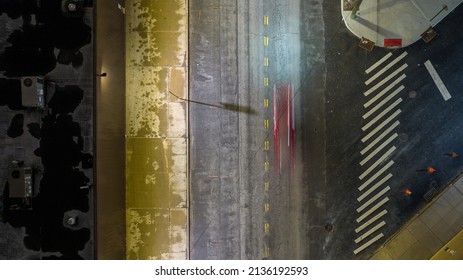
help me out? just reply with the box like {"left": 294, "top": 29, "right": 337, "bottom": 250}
{"left": 360, "top": 121, "right": 399, "bottom": 155}
{"left": 354, "top": 51, "right": 409, "bottom": 255}
{"left": 358, "top": 175, "right": 392, "bottom": 202}
{"left": 354, "top": 221, "right": 386, "bottom": 243}
{"left": 364, "top": 64, "right": 408, "bottom": 96}
{"left": 365, "top": 52, "right": 407, "bottom": 85}
{"left": 362, "top": 98, "right": 402, "bottom": 131}
{"left": 355, "top": 209, "right": 388, "bottom": 233}
{"left": 364, "top": 75, "right": 406, "bottom": 108}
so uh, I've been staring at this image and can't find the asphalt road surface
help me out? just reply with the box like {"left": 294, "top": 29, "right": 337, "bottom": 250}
{"left": 189, "top": 0, "right": 463, "bottom": 260}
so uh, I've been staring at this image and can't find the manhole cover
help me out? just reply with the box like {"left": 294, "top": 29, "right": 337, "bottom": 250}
{"left": 424, "top": 186, "right": 438, "bottom": 201}
{"left": 325, "top": 223, "right": 334, "bottom": 232}
{"left": 399, "top": 133, "right": 408, "bottom": 142}
{"left": 409, "top": 90, "right": 417, "bottom": 99}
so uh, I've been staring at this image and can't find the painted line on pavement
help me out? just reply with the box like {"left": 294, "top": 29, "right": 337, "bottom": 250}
{"left": 359, "top": 161, "right": 394, "bottom": 191}
{"left": 366, "top": 53, "right": 393, "bottom": 74}
{"left": 359, "top": 146, "right": 396, "bottom": 180}
{"left": 365, "top": 52, "right": 408, "bottom": 85}
{"left": 359, "top": 175, "right": 393, "bottom": 201}
{"left": 360, "top": 133, "right": 398, "bottom": 166}
{"left": 362, "top": 110, "right": 401, "bottom": 143}
{"left": 356, "top": 197, "right": 389, "bottom": 223}
{"left": 362, "top": 98, "right": 402, "bottom": 131}
{"left": 355, "top": 209, "right": 388, "bottom": 233}
{"left": 357, "top": 187, "right": 391, "bottom": 212}
{"left": 364, "top": 76, "right": 406, "bottom": 108}
{"left": 355, "top": 220, "right": 386, "bottom": 244}
{"left": 353, "top": 233, "right": 384, "bottom": 255}
{"left": 424, "top": 60, "right": 452, "bottom": 101}
{"left": 361, "top": 121, "right": 400, "bottom": 155}
{"left": 363, "top": 86, "right": 404, "bottom": 119}
{"left": 364, "top": 64, "right": 408, "bottom": 96}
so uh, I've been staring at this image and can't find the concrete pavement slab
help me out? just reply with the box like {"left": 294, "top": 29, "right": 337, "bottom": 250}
{"left": 407, "top": 218, "right": 429, "bottom": 240}
{"left": 453, "top": 175, "right": 463, "bottom": 194}
{"left": 418, "top": 206, "right": 441, "bottom": 229}
{"left": 419, "top": 230, "right": 444, "bottom": 254}
{"left": 430, "top": 196, "right": 453, "bottom": 218}
{"left": 441, "top": 186, "right": 463, "bottom": 207}
{"left": 383, "top": 229, "right": 417, "bottom": 258}
{"left": 397, "top": 240, "right": 433, "bottom": 260}
{"left": 430, "top": 219, "right": 457, "bottom": 243}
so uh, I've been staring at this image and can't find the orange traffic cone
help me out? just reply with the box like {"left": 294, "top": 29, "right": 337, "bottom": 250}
{"left": 444, "top": 153, "right": 459, "bottom": 158}
{"left": 427, "top": 167, "right": 436, "bottom": 173}
{"left": 404, "top": 188, "right": 412, "bottom": 196}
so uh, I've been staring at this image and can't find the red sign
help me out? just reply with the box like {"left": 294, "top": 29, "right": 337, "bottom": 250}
{"left": 384, "top": 38, "right": 402, "bottom": 47}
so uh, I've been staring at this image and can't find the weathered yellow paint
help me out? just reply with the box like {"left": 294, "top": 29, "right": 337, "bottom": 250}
{"left": 265, "top": 247, "right": 270, "bottom": 257}
{"left": 264, "top": 223, "right": 270, "bottom": 233}
{"left": 264, "top": 36, "right": 269, "bottom": 46}
{"left": 264, "top": 77, "right": 269, "bottom": 86}
{"left": 264, "top": 16, "right": 269, "bottom": 25}
{"left": 264, "top": 98, "right": 269, "bottom": 107}
{"left": 264, "top": 140, "right": 270, "bottom": 150}
{"left": 431, "top": 229, "right": 463, "bottom": 260}
{"left": 264, "top": 57, "right": 269, "bottom": 66}
{"left": 264, "top": 203, "right": 270, "bottom": 212}
{"left": 126, "top": 0, "right": 188, "bottom": 260}
{"left": 264, "top": 161, "right": 270, "bottom": 171}
{"left": 264, "top": 181, "right": 269, "bottom": 191}
{"left": 264, "top": 119, "right": 269, "bottom": 129}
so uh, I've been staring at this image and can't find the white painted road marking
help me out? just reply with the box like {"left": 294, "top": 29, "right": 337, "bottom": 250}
{"left": 365, "top": 52, "right": 408, "bottom": 85}
{"left": 356, "top": 197, "right": 389, "bottom": 223}
{"left": 360, "top": 121, "right": 399, "bottom": 155}
{"left": 357, "top": 187, "right": 391, "bottom": 212}
{"left": 354, "top": 220, "right": 386, "bottom": 243}
{"left": 362, "top": 110, "right": 401, "bottom": 143}
{"left": 366, "top": 53, "right": 392, "bottom": 74}
{"left": 364, "top": 75, "right": 406, "bottom": 108}
{"left": 359, "top": 146, "right": 396, "bottom": 180}
{"left": 362, "top": 98, "right": 402, "bottom": 131}
{"left": 359, "top": 175, "right": 392, "bottom": 202}
{"left": 353, "top": 233, "right": 384, "bottom": 255}
{"left": 363, "top": 86, "right": 404, "bottom": 119}
{"left": 424, "top": 60, "right": 452, "bottom": 101}
{"left": 364, "top": 64, "right": 408, "bottom": 96}
{"left": 355, "top": 209, "right": 388, "bottom": 233}
{"left": 358, "top": 161, "right": 394, "bottom": 191}
{"left": 360, "top": 133, "right": 397, "bottom": 166}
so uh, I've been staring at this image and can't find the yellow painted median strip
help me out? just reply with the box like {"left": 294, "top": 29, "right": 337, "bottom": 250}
{"left": 264, "top": 16, "right": 269, "bottom": 25}
{"left": 264, "top": 57, "right": 269, "bottom": 66}
{"left": 264, "top": 203, "right": 270, "bottom": 212}
{"left": 264, "top": 140, "right": 270, "bottom": 150}
{"left": 264, "top": 36, "right": 269, "bottom": 46}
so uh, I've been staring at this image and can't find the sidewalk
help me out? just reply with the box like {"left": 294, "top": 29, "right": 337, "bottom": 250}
{"left": 341, "top": 0, "right": 463, "bottom": 48}
{"left": 371, "top": 174, "right": 463, "bottom": 259}
{"left": 125, "top": 0, "right": 189, "bottom": 260}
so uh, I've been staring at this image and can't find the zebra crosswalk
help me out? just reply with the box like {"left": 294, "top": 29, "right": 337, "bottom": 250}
{"left": 353, "top": 51, "right": 408, "bottom": 255}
